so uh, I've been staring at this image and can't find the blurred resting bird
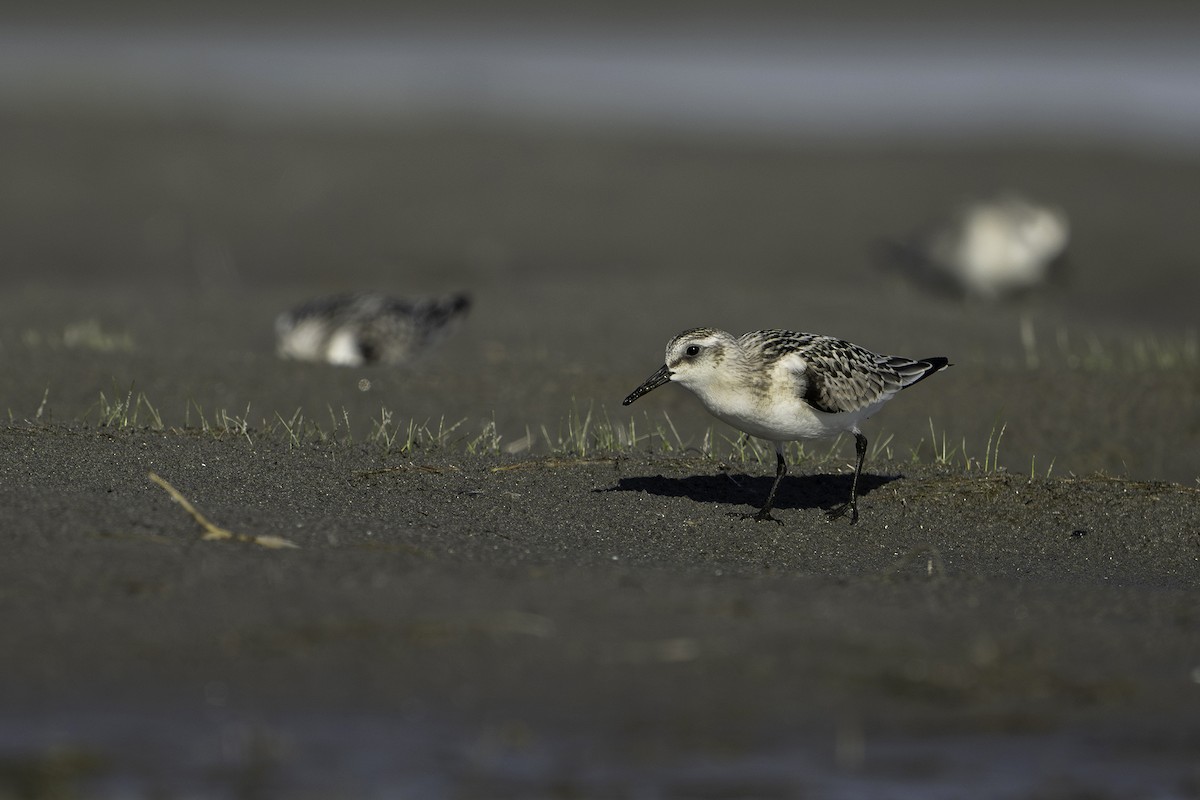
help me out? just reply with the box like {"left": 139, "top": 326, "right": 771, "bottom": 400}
{"left": 877, "top": 194, "right": 1070, "bottom": 302}
{"left": 275, "top": 291, "right": 471, "bottom": 366}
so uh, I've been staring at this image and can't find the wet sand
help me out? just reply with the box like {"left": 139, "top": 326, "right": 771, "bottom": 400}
{"left": 1, "top": 108, "right": 1199, "bottom": 796}
{"left": 1, "top": 429, "right": 1198, "bottom": 796}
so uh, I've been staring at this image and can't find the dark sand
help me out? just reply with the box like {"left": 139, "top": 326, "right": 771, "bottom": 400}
{"left": 1, "top": 105, "right": 1199, "bottom": 797}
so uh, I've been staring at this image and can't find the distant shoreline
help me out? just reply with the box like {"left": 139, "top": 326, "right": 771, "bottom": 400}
{"left": 2, "top": 19, "right": 1200, "bottom": 150}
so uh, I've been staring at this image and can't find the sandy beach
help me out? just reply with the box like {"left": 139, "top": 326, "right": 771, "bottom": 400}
{"left": 1, "top": 10, "right": 1199, "bottom": 796}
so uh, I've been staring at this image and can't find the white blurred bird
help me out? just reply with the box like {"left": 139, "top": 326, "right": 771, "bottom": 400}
{"left": 881, "top": 194, "right": 1070, "bottom": 301}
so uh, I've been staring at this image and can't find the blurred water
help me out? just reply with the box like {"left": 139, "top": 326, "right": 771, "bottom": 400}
{"left": 2, "top": 20, "right": 1200, "bottom": 150}
{"left": 2, "top": 709, "right": 1194, "bottom": 799}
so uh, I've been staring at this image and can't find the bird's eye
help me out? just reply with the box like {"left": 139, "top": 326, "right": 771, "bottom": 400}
{"left": 685, "top": 344, "right": 700, "bottom": 357}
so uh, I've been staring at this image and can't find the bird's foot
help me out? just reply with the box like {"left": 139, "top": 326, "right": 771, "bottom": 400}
{"left": 753, "top": 508, "right": 784, "bottom": 525}
{"left": 825, "top": 501, "right": 860, "bottom": 525}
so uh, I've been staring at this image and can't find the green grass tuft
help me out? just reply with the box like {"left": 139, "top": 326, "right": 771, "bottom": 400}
{"left": 25, "top": 386, "right": 1014, "bottom": 474}
{"left": 91, "top": 384, "right": 163, "bottom": 430}
{"left": 1018, "top": 317, "right": 1198, "bottom": 372}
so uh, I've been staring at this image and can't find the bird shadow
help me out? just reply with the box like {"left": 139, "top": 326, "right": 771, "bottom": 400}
{"left": 600, "top": 469, "right": 900, "bottom": 514}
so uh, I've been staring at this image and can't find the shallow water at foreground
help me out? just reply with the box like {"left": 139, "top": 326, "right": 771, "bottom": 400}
{"left": 3, "top": 709, "right": 1195, "bottom": 799}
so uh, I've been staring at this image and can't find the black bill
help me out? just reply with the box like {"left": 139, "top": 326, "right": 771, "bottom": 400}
{"left": 622, "top": 364, "right": 672, "bottom": 405}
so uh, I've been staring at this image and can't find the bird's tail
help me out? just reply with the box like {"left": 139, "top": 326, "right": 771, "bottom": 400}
{"left": 887, "top": 356, "right": 951, "bottom": 389}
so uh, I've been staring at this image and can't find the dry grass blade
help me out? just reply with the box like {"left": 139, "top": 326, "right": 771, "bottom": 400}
{"left": 148, "top": 472, "right": 299, "bottom": 549}
{"left": 490, "top": 457, "right": 613, "bottom": 472}
{"left": 354, "top": 464, "right": 457, "bottom": 477}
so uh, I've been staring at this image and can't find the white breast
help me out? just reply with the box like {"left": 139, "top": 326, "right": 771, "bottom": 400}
{"left": 685, "top": 356, "right": 868, "bottom": 443}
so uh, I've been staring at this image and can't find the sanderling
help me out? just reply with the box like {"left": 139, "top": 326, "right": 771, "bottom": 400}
{"left": 623, "top": 328, "right": 950, "bottom": 524}
{"left": 881, "top": 194, "right": 1069, "bottom": 301}
{"left": 276, "top": 292, "right": 470, "bottom": 366}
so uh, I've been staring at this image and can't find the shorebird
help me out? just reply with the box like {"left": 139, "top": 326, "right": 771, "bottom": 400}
{"left": 882, "top": 194, "right": 1069, "bottom": 301}
{"left": 276, "top": 292, "right": 470, "bottom": 366}
{"left": 623, "top": 328, "right": 950, "bottom": 523}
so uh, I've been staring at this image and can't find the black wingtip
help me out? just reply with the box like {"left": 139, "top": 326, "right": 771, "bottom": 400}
{"left": 902, "top": 356, "right": 951, "bottom": 388}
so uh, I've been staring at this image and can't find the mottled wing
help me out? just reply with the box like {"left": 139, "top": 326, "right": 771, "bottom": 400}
{"left": 737, "top": 331, "right": 884, "bottom": 415}
{"left": 740, "top": 330, "right": 946, "bottom": 415}
{"left": 800, "top": 340, "right": 906, "bottom": 414}
{"left": 364, "top": 293, "right": 472, "bottom": 364}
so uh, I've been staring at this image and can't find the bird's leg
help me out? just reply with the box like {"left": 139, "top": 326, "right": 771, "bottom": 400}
{"left": 827, "top": 432, "right": 867, "bottom": 524}
{"left": 753, "top": 448, "right": 787, "bottom": 522}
